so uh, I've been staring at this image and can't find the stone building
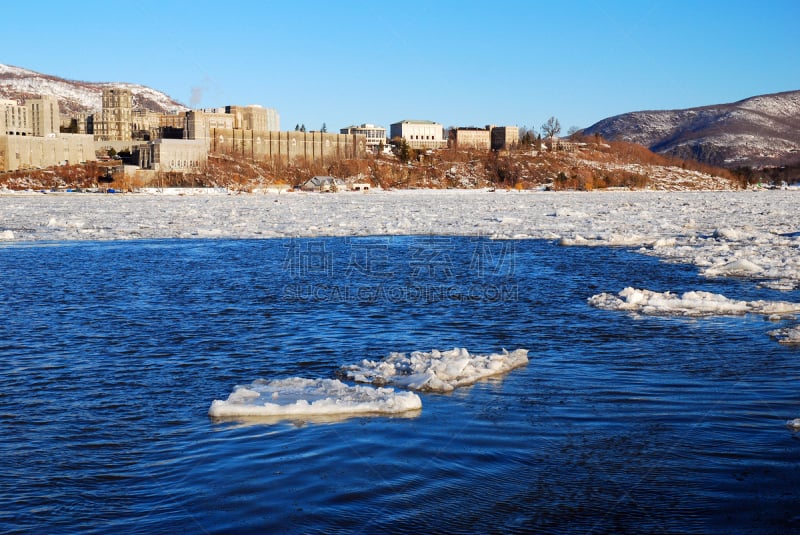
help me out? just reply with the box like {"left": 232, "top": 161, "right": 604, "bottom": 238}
{"left": 28, "top": 96, "right": 60, "bottom": 137}
{"left": 340, "top": 124, "right": 387, "bottom": 151}
{"left": 137, "top": 138, "right": 207, "bottom": 172}
{"left": 452, "top": 127, "right": 491, "bottom": 150}
{"left": 186, "top": 109, "right": 235, "bottom": 145}
{"left": 1, "top": 98, "right": 30, "bottom": 136}
{"left": 0, "top": 133, "right": 95, "bottom": 171}
{"left": 94, "top": 87, "right": 133, "bottom": 141}
{"left": 225, "top": 105, "right": 279, "bottom": 132}
{"left": 390, "top": 120, "right": 447, "bottom": 149}
{"left": 131, "top": 110, "right": 162, "bottom": 140}
{"left": 449, "top": 125, "right": 520, "bottom": 151}
{"left": 0, "top": 96, "right": 96, "bottom": 172}
{"left": 491, "top": 126, "right": 519, "bottom": 150}
{"left": 209, "top": 129, "right": 366, "bottom": 164}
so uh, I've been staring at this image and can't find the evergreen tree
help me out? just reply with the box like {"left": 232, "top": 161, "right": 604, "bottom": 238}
{"left": 321, "top": 123, "right": 327, "bottom": 133}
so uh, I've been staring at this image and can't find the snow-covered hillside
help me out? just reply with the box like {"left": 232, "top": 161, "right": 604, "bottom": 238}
{"left": 583, "top": 91, "right": 800, "bottom": 168}
{"left": 0, "top": 63, "right": 187, "bottom": 115}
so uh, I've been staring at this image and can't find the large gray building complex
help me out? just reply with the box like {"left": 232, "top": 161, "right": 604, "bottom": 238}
{"left": 0, "top": 96, "right": 94, "bottom": 172}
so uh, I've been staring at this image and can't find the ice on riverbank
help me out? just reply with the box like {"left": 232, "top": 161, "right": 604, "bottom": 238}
{"left": 342, "top": 347, "right": 529, "bottom": 393}
{"left": 208, "top": 377, "right": 421, "bottom": 418}
{"left": 2, "top": 190, "right": 797, "bottom": 289}
{"left": 588, "top": 287, "right": 800, "bottom": 317}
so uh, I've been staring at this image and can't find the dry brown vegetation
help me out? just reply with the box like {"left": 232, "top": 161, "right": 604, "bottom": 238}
{"left": 0, "top": 137, "right": 741, "bottom": 192}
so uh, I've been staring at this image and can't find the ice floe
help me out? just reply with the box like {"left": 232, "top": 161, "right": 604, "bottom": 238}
{"left": 342, "top": 347, "right": 529, "bottom": 393}
{"left": 588, "top": 287, "right": 800, "bottom": 318}
{"left": 208, "top": 378, "right": 421, "bottom": 419}
{"left": 768, "top": 325, "right": 800, "bottom": 345}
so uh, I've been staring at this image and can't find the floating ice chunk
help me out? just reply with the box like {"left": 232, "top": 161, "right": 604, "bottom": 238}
{"left": 208, "top": 377, "right": 421, "bottom": 418}
{"left": 768, "top": 325, "right": 800, "bottom": 344}
{"left": 343, "top": 348, "right": 529, "bottom": 393}
{"left": 560, "top": 233, "right": 668, "bottom": 248}
{"left": 786, "top": 418, "right": 800, "bottom": 430}
{"left": 703, "top": 258, "right": 765, "bottom": 277}
{"left": 713, "top": 228, "right": 746, "bottom": 241}
{"left": 549, "top": 208, "right": 589, "bottom": 218}
{"left": 0, "top": 230, "right": 14, "bottom": 240}
{"left": 651, "top": 237, "right": 677, "bottom": 248}
{"left": 588, "top": 287, "right": 800, "bottom": 317}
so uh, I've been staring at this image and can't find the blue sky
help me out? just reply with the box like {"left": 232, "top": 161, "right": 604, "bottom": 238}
{"left": 2, "top": 0, "right": 798, "bottom": 133}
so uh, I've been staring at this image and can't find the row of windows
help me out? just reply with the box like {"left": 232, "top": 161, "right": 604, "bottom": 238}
{"left": 169, "top": 160, "right": 202, "bottom": 168}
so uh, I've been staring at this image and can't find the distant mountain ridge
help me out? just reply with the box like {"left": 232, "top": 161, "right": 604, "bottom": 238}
{"left": 0, "top": 63, "right": 187, "bottom": 115}
{"left": 582, "top": 90, "right": 800, "bottom": 168}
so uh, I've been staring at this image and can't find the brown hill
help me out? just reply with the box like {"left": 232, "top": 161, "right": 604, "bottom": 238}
{"left": 582, "top": 90, "right": 800, "bottom": 169}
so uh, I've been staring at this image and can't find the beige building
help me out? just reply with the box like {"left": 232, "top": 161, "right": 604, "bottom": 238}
{"left": 450, "top": 125, "right": 520, "bottom": 151}
{"left": 491, "top": 126, "right": 519, "bottom": 150}
{"left": 186, "top": 109, "right": 235, "bottom": 146}
{"left": 225, "top": 105, "right": 279, "bottom": 132}
{"left": 137, "top": 139, "right": 207, "bottom": 172}
{"left": 28, "top": 96, "right": 60, "bottom": 137}
{"left": 452, "top": 128, "right": 491, "bottom": 150}
{"left": 391, "top": 120, "right": 443, "bottom": 148}
{"left": 0, "top": 133, "right": 95, "bottom": 171}
{"left": 94, "top": 87, "right": 133, "bottom": 141}
{"left": 210, "top": 129, "right": 366, "bottom": 164}
{"left": 131, "top": 110, "right": 162, "bottom": 140}
{"left": 0, "top": 96, "right": 95, "bottom": 171}
{"left": 1, "top": 98, "right": 30, "bottom": 136}
{"left": 390, "top": 120, "right": 446, "bottom": 149}
{"left": 340, "top": 124, "right": 386, "bottom": 151}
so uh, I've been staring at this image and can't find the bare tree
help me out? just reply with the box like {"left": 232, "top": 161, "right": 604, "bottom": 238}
{"left": 541, "top": 116, "right": 561, "bottom": 142}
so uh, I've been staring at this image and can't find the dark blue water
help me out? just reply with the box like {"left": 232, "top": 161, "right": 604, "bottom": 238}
{"left": 1, "top": 237, "right": 799, "bottom": 534}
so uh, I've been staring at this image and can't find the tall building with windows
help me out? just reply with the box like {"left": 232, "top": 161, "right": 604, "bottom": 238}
{"left": 390, "top": 120, "right": 446, "bottom": 149}
{"left": 1, "top": 98, "right": 30, "bottom": 136}
{"left": 0, "top": 96, "right": 95, "bottom": 172}
{"left": 340, "top": 124, "right": 386, "bottom": 151}
{"left": 94, "top": 87, "right": 133, "bottom": 141}
{"left": 28, "top": 95, "right": 59, "bottom": 137}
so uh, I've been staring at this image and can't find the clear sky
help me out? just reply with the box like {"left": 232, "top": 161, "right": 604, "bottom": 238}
{"left": 2, "top": 0, "right": 798, "bottom": 133}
